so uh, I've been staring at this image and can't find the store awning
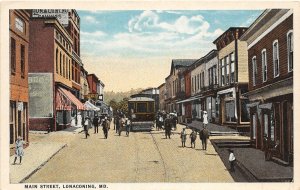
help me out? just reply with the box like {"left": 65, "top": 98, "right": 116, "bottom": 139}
{"left": 84, "top": 101, "right": 100, "bottom": 111}
{"left": 176, "top": 95, "right": 203, "bottom": 104}
{"left": 56, "top": 89, "right": 72, "bottom": 111}
{"left": 58, "top": 87, "right": 85, "bottom": 110}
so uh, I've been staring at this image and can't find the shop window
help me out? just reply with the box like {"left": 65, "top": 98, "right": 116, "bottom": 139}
{"left": 240, "top": 99, "right": 250, "bottom": 122}
{"left": 273, "top": 40, "right": 280, "bottom": 77}
{"left": 10, "top": 101, "right": 16, "bottom": 144}
{"left": 261, "top": 49, "right": 267, "bottom": 82}
{"left": 225, "top": 100, "right": 236, "bottom": 122}
{"left": 10, "top": 38, "right": 16, "bottom": 75}
{"left": 264, "top": 114, "right": 268, "bottom": 137}
{"left": 21, "top": 45, "right": 25, "bottom": 78}
{"left": 252, "top": 114, "right": 256, "bottom": 139}
{"left": 270, "top": 109, "right": 275, "bottom": 142}
{"left": 287, "top": 31, "right": 293, "bottom": 72}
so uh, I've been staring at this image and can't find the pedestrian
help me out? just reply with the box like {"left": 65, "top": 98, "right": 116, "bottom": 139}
{"left": 119, "top": 114, "right": 125, "bottom": 136}
{"left": 13, "top": 136, "right": 25, "bottom": 165}
{"left": 125, "top": 117, "right": 131, "bottom": 137}
{"left": 164, "top": 115, "right": 172, "bottom": 139}
{"left": 115, "top": 114, "right": 120, "bottom": 134}
{"left": 190, "top": 129, "right": 197, "bottom": 148}
{"left": 203, "top": 111, "right": 208, "bottom": 128}
{"left": 113, "top": 115, "right": 117, "bottom": 130}
{"left": 93, "top": 115, "right": 99, "bottom": 134}
{"left": 180, "top": 128, "right": 187, "bottom": 147}
{"left": 84, "top": 116, "right": 91, "bottom": 139}
{"left": 199, "top": 126, "right": 209, "bottom": 150}
{"left": 158, "top": 115, "right": 164, "bottom": 130}
{"left": 102, "top": 117, "right": 109, "bottom": 139}
{"left": 228, "top": 149, "right": 236, "bottom": 172}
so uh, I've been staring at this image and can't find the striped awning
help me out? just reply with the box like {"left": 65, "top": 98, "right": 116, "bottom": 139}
{"left": 57, "top": 87, "right": 85, "bottom": 110}
{"left": 56, "top": 89, "right": 72, "bottom": 111}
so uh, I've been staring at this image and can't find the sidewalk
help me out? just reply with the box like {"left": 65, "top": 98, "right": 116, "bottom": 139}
{"left": 182, "top": 120, "right": 238, "bottom": 133}
{"left": 212, "top": 139, "right": 293, "bottom": 182}
{"left": 9, "top": 127, "right": 82, "bottom": 183}
{"left": 9, "top": 141, "right": 66, "bottom": 183}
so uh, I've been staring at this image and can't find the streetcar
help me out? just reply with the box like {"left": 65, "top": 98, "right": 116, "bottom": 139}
{"left": 128, "top": 97, "right": 155, "bottom": 131}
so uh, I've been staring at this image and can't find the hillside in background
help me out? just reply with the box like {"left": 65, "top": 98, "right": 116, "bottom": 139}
{"left": 104, "top": 88, "right": 144, "bottom": 104}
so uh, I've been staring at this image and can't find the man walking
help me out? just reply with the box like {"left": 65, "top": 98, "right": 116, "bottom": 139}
{"left": 199, "top": 126, "right": 209, "bottom": 150}
{"left": 190, "top": 129, "right": 197, "bottom": 148}
{"left": 228, "top": 149, "right": 236, "bottom": 172}
{"left": 102, "top": 117, "right": 109, "bottom": 139}
{"left": 125, "top": 117, "right": 131, "bottom": 137}
{"left": 93, "top": 115, "right": 99, "bottom": 134}
{"left": 84, "top": 116, "right": 91, "bottom": 139}
{"left": 164, "top": 115, "right": 172, "bottom": 139}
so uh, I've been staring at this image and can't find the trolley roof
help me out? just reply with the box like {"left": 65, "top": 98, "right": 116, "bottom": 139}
{"left": 128, "top": 97, "right": 155, "bottom": 102}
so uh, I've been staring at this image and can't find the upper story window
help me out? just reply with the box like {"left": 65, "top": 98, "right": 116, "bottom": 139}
{"left": 252, "top": 56, "right": 257, "bottom": 86}
{"left": 10, "top": 37, "right": 16, "bottom": 75}
{"left": 230, "top": 52, "right": 235, "bottom": 83}
{"left": 225, "top": 56, "right": 230, "bottom": 85}
{"left": 21, "top": 45, "right": 25, "bottom": 78}
{"left": 221, "top": 58, "right": 225, "bottom": 86}
{"left": 273, "top": 40, "right": 280, "bottom": 78}
{"left": 287, "top": 30, "right": 293, "bottom": 72}
{"left": 261, "top": 49, "right": 267, "bottom": 82}
{"left": 15, "top": 17, "right": 25, "bottom": 33}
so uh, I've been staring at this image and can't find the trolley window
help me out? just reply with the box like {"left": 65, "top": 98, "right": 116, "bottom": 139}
{"left": 137, "top": 102, "right": 147, "bottom": 113}
{"left": 148, "top": 102, "right": 154, "bottom": 112}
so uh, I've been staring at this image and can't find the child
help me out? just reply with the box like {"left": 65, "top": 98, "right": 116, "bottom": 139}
{"left": 180, "top": 128, "right": 187, "bottom": 147}
{"left": 228, "top": 149, "right": 236, "bottom": 172}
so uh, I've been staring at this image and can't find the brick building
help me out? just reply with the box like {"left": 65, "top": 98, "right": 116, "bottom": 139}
{"left": 28, "top": 14, "right": 84, "bottom": 131}
{"left": 9, "top": 10, "right": 30, "bottom": 145}
{"left": 241, "top": 9, "right": 293, "bottom": 164}
{"left": 158, "top": 83, "right": 166, "bottom": 111}
{"left": 213, "top": 27, "right": 250, "bottom": 129}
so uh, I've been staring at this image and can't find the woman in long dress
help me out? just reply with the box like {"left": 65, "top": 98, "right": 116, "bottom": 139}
{"left": 13, "top": 136, "right": 25, "bottom": 165}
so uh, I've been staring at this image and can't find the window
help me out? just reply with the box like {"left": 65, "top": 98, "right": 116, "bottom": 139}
{"left": 273, "top": 40, "right": 279, "bottom": 77}
{"left": 15, "top": 17, "right": 25, "bottom": 33}
{"left": 63, "top": 54, "right": 65, "bottom": 77}
{"left": 60, "top": 52, "right": 62, "bottom": 75}
{"left": 252, "top": 56, "right": 257, "bottom": 86}
{"left": 191, "top": 77, "right": 194, "bottom": 93}
{"left": 230, "top": 53, "right": 235, "bottom": 83}
{"left": 261, "top": 49, "right": 267, "bottom": 82}
{"left": 56, "top": 49, "right": 58, "bottom": 73}
{"left": 69, "top": 59, "right": 71, "bottom": 79}
{"left": 221, "top": 59, "right": 225, "bottom": 86}
{"left": 137, "top": 103, "right": 147, "bottom": 113}
{"left": 201, "top": 71, "right": 204, "bottom": 89}
{"left": 10, "top": 38, "right": 16, "bottom": 74}
{"left": 21, "top": 45, "right": 25, "bottom": 78}
{"left": 287, "top": 31, "right": 293, "bottom": 72}
{"left": 213, "top": 65, "right": 217, "bottom": 85}
{"left": 226, "top": 56, "right": 230, "bottom": 84}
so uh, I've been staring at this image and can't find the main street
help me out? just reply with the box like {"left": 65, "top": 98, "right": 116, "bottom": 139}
{"left": 25, "top": 123, "right": 233, "bottom": 183}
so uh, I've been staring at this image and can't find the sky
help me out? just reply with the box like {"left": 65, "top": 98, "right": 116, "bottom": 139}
{"left": 77, "top": 10, "right": 263, "bottom": 92}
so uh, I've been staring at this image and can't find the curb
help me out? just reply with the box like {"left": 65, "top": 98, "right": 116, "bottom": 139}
{"left": 18, "top": 143, "right": 67, "bottom": 183}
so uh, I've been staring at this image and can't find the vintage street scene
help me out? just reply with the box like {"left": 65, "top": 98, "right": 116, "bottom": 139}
{"left": 8, "top": 8, "right": 293, "bottom": 186}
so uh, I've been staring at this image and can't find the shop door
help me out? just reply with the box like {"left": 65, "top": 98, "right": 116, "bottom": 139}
{"left": 282, "top": 102, "right": 289, "bottom": 162}
{"left": 18, "top": 111, "right": 22, "bottom": 138}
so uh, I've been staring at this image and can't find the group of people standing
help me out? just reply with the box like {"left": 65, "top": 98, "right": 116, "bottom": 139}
{"left": 155, "top": 110, "right": 178, "bottom": 139}
{"left": 180, "top": 126, "right": 210, "bottom": 150}
{"left": 113, "top": 112, "right": 131, "bottom": 137}
{"left": 81, "top": 114, "right": 111, "bottom": 139}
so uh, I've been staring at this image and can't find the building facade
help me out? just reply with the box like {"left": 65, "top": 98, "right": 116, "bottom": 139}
{"left": 213, "top": 27, "right": 250, "bottom": 128}
{"left": 9, "top": 10, "right": 30, "bottom": 145}
{"left": 241, "top": 9, "right": 293, "bottom": 164}
{"left": 158, "top": 83, "right": 166, "bottom": 111}
{"left": 28, "top": 15, "right": 84, "bottom": 131}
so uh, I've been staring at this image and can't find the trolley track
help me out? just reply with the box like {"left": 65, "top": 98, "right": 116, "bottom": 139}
{"left": 149, "top": 130, "right": 169, "bottom": 182}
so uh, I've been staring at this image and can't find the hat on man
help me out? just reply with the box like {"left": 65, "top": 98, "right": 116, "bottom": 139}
{"left": 203, "top": 111, "right": 207, "bottom": 114}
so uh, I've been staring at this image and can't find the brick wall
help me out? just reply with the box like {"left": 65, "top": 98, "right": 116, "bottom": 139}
{"left": 248, "top": 15, "right": 293, "bottom": 91}
{"left": 28, "top": 19, "right": 54, "bottom": 73}
{"left": 10, "top": 10, "right": 30, "bottom": 102}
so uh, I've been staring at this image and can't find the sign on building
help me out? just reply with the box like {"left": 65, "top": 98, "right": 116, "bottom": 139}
{"left": 29, "top": 73, "right": 53, "bottom": 118}
{"left": 32, "top": 9, "right": 69, "bottom": 26}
